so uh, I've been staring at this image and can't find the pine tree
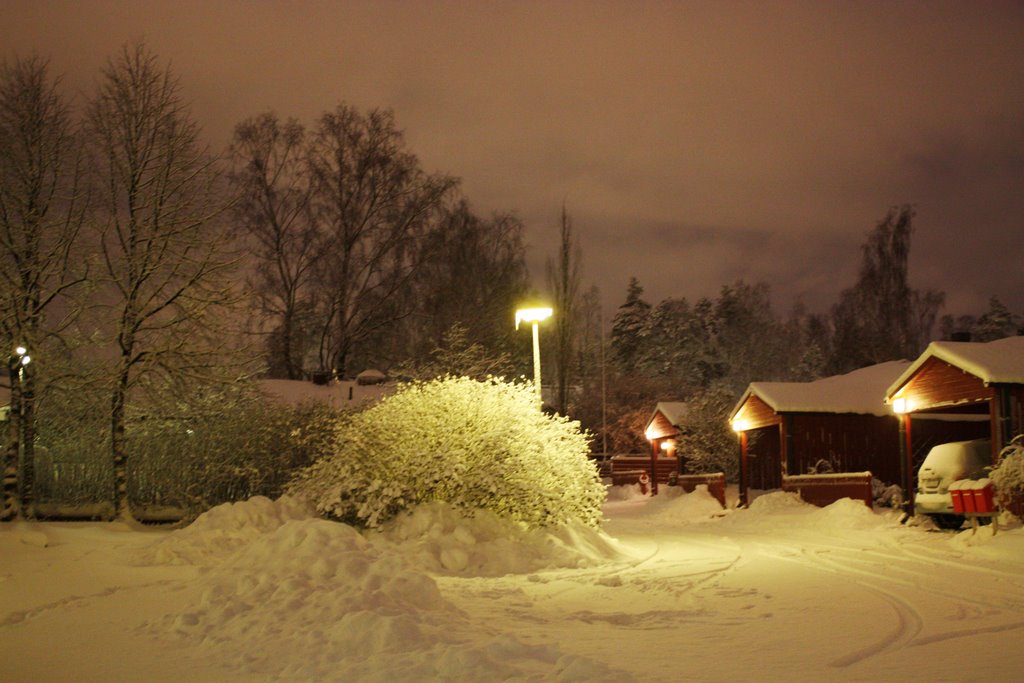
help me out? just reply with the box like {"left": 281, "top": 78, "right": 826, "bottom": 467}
{"left": 972, "top": 296, "right": 1017, "bottom": 342}
{"left": 609, "top": 277, "right": 651, "bottom": 374}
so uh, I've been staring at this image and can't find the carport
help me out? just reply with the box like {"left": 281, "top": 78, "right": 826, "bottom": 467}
{"left": 730, "top": 361, "right": 988, "bottom": 507}
{"left": 885, "top": 336, "right": 1024, "bottom": 510}
{"left": 730, "top": 362, "right": 909, "bottom": 506}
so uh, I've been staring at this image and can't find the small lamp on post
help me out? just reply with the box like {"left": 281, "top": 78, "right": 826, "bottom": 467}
{"left": 515, "top": 306, "right": 553, "bottom": 406}
{"left": 4, "top": 345, "right": 30, "bottom": 520}
{"left": 13, "top": 346, "right": 30, "bottom": 380}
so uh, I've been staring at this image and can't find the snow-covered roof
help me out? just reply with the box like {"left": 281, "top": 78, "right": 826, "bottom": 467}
{"left": 886, "top": 336, "right": 1024, "bottom": 398}
{"left": 256, "top": 378, "right": 393, "bottom": 408}
{"left": 732, "top": 360, "right": 911, "bottom": 419}
{"left": 356, "top": 368, "right": 387, "bottom": 385}
{"left": 644, "top": 401, "right": 688, "bottom": 440}
{"left": 651, "top": 401, "right": 687, "bottom": 426}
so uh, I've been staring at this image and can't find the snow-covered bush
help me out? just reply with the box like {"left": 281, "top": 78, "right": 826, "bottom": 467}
{"left": 676, "top": 386, "right": 739, "bottom": 480}
{"left": 143, "top": 387, "right": 336, "bottom": 519}
{"left": 287, "top": 376, "right": 606, "bottom": 529}
{"left": 990, "top": 435, "right": 1024, "bottom": 510}
{"left": 33, "top": 378, "right": 337, "bottom": 520}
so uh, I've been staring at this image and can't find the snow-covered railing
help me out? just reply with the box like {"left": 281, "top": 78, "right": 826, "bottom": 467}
{"left": 782, "top": 472, "right": 873, "bottom": 508}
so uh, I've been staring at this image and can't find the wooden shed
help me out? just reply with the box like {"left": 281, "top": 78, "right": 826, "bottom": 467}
{"left": 730, "top": 361, "right": 987, "bottom": 507}
{"left": 885, "top": 336, "right": 1024, "bottom": 508}
{"left": 611, "top": 402, "right": 688, "bottom": 493}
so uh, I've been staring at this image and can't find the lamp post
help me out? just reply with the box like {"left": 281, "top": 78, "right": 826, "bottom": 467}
{"left": 892, "top": 396, "right": 913, "bottom": 522}
{"left": 4, "top": 346, "right": 30, "bottom": 519}
{"left": 515, "top": 307, "right": 553, "bottom": 406}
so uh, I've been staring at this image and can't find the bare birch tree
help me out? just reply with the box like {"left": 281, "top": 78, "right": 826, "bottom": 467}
{"left": 545, "top": 205, "right": 581, "bottom": 415}
{"left": 229, "top": 113, "right": 317, "bottom": 379}
{"left": 830, "top": 205, "right": 944, "bottom": 373}
{"left": 87, "top": 43, "right": 236, "bottom": 520}
{"left": 401, "top": 199, "right": 528, "bottom": 363}
{"left": 306, "top": 105, "right": 457, "bottom": 377}
{"left": 0, "top": 55, "right": 87, "bottom": 519}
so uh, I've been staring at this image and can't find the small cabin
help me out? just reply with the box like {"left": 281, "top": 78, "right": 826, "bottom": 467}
{"left": 607, "top": 402, "right": 687, "bottom": 491}
{"left": 885, "top": 336, "right": 1024, "bottom": 507}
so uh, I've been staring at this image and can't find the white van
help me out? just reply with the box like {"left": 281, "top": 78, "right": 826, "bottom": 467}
{"left": 915, "top": 439, "right": 991, "bottom": 529}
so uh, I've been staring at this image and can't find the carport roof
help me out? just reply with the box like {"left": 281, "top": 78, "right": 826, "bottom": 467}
{"left": 886, "top": 336, "right": 1024, "bottom": 398}
{"left": 732, "top": 360, "right": 910, "bottom": 419}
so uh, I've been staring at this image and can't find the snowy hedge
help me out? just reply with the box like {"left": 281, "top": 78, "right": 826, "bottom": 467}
{"left": 991, "top": 435, "right": 1024, "bottom": 510}
{"left": 287, "top": 376, "right": 606, "bottom": 529}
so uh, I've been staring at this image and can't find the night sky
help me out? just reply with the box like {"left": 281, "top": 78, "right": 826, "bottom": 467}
{"left": 6, "top": 0, "right": 1023, "bottom": 319}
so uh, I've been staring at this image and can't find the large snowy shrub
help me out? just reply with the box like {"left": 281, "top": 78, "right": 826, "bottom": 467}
{"left": 990, "top": 435, "right": 1024, "bottom": 510}
{"left": 287, "top": 376, "right": 606, "bottom": 529}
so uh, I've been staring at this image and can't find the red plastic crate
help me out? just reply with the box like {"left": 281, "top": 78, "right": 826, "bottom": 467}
{"left": 962, "top": 486, "right": 977, "bottom": 513}
{"left": 950, "top": 486, "right": 966, "bottom": 514}
{"left": 971, "top": 482, "right": 995, "bottom": 514}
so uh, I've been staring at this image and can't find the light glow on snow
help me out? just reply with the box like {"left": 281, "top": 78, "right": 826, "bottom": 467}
{"left": 3, "top": 491, "right": 1024, "bottom": 681}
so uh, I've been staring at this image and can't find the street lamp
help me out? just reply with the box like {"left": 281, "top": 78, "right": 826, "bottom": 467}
{"left": 515, "top": 307, "right": 553, "bottom": 405}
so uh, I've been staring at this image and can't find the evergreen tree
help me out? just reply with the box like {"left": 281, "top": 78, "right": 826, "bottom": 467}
{"left": 609, "top": 277, "right": 651, "bottom": 374}
{"left": 973, "top": 296, "right": 1018, "bottom": 342}
{"left": 711, "top": 281, "right": 784, "bottom": 394}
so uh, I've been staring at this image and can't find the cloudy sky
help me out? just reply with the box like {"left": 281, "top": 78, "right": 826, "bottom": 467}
{"left": 6, "top": 0, "right": 1023, "bottom": 320}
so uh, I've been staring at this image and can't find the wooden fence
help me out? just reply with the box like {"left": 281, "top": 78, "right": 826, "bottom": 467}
{"left": 782, "top": 472, "right": 873, "bottom": 508}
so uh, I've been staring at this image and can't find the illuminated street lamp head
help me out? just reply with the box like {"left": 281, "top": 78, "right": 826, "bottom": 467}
{"left": 515, "top": 307, "right": 553, "bottom": 330}
{"left": 15, "top": 345, "right": 26, "bottom": 356}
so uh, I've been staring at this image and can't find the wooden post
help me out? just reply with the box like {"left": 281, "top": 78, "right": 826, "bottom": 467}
{"left": 650, "top": 438, "right": 659, "bottom": 495}
{"left": 899, "top": 413, "right": 913, "bottom": 516}
{"left": 780, "top": 415, "right": 794, "bottom": 477}
{"left": 738, "top": 430, "right": 749, "bottom": 508}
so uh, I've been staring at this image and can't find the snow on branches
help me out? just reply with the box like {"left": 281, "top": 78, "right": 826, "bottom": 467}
{"left": 287, "top": 376, "right": 605, "bottom": 529}
{"left": 991, "top": 435, "right": 1024, "bottom": 511}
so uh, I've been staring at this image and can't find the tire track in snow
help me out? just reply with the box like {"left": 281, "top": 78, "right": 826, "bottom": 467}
{"left": 826, "top": 582, "right": 924, "bottom": 668}
{"left": 763, "top": 536, "right": 1024, "bottom": 614}
{"left": 0, "top": 580, "right": 176, "bottom": 626}
{"left": 752, "top": 544, "right": 926, "bottom": 667}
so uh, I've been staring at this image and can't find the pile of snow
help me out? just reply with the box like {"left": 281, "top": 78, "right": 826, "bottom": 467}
{"left": 607, "top": 485, "right": 726, "bottom": 524}
{"left": 140, "top": 497, "right": 630, "bottom": 681}
{"left": 747, "top": 490, "right": 814, "bottom": 513}
{"left": 374, "top": 501, "right": 632, "bottom": 576}
{"left": 723, "top": 491, "right": 889, "bottom": 533}
{"left": 139, "top": 495, "right": 317, "bottom": 565}
{"left": 809, "top": 497, "right": 888, "bottom": 530}
{"left": 604, "top": 483, "right": 651, "bottom": 501}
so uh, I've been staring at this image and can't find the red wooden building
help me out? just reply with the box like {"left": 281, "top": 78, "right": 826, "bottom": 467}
{"left": 631, "top": 402, "right": 688, "bottom": 493}
{"left": 885, "top": 336, "right": 1024, "bottom": 510}
{"left": 730, "top": 361, "right": 987, "bottom": 506}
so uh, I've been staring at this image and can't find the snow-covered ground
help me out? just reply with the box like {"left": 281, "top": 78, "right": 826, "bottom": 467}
{"left": 2, "top": 487, "right": 1023, "bottom": 682}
